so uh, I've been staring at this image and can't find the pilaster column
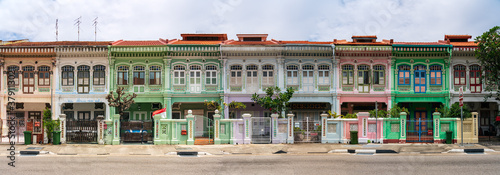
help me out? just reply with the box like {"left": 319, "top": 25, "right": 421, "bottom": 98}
{"left": 410, "top": 69, "right": 414, "bottom": 93}
{"left": 59, "top": 114, "right": 66, "bottom": 144}
{"left": 111, "top": 114, "right": 120, "bottom": 145}
{"left": 242, "top": 113, "right": 252, "bottom": 144}
{"left": 399, "top": 112, "right": 407, "bottom": 143}
{"left": 97, "top": 115, "right": 105, "bottom": 145}
{"left": 271, "top": 113, "right": 279, "bottom": 144}
{"left": 153, "top": 114, "right": 163, "bottom": 145}
{"left": 358, "top": 112, "right": 369, "bottom": 143}
{"left": 186, "top": 110, "right": 195, "bottom": 145}
{"left": 321, "top": 113, "right": 328, "bottom": 143}
{"left": 287, "top": 113, "right": 295, "bottom": 144}
{"left": 214, "top": 110, "right": 221, "bottom": 144}
{"left": 471, "top": 112, "right": 478, "bottom": 143}
{"left": 433, "top": 111, "right": 441, "bottom": 143}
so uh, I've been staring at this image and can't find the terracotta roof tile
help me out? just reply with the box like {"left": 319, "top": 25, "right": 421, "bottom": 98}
{"left": 4, "top": 41, "right": 111, "bottom": 46}
{"left": 275, "top": 40, "right": 332, "bottom": 44}
{"left": 445, "top": 35, "right": 472, "bottom": 40}
{"left": 112, "top": 39, "right": 167, "bottom": 46}
{"left": 169, "top": 40, "right": 224, "bottom": 45}
{"left": 393, "top": 41, "right": 448, "bottom": 45}
{"left": 226, "top": 40, "right": 278, "bottom": 45}
{"left": 450, "top": 42, "right": 477, "bottom": 47}
{"left": 352, "top": 35, "right": 377, "bottom": 38}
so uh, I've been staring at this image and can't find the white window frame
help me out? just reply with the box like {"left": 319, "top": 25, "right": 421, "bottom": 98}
{"left": 173, "top": 65, "right": 186, "bottom": 85}
{"left": 286, "top": 65, "right": 299, "bottom": 85}
{"left": 318, "top": 64, "right": 330, "bottom": 85}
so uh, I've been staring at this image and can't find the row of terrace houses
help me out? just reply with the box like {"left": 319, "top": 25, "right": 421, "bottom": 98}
{"left": 0, "top": 34, "right": 498, "bottom": 145}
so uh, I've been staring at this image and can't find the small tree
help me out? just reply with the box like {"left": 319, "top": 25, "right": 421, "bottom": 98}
{"left": 106, "top": 87, "right": 137, "bottom": 119}
{"left": 251, "top": 86, "right": 294, "bottom": 117}
{"left": 224, "top": 101, "right": 246, "bottom": 118}
{"left": 43, "top": 107, "right": 60, "bottom": 144}
{"left": 388, "top": 105, "right": 409, "bottom": 118}
{"left": 475, "top": 26, "right": 500, "bottom": 101}
{"left": 439, "top": 103, "right": 472, "bottom": 119}
{"left": 369, "top": 109, "right": 388, "bottom": 118}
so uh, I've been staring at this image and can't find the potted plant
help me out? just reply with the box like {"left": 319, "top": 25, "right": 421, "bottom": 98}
{"left": 42, "top": 107, "right": 61, "bottom": 144}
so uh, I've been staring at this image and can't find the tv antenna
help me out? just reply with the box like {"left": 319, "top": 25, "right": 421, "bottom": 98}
{"left": 74, "top": 16, "right": 82, "bottom": 41}
{"left": 55, "top": 19, "right": 59, "bottom": 41}
{"left": 93, "top": 17, "right": 98, "bottom": 42}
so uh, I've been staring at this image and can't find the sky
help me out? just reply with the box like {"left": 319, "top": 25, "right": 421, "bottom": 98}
{"left": 0, "top": 0, "right": 499, "bottom": 42}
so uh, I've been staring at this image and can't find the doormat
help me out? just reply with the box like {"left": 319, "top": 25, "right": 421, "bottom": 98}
{"left": 26, "top": 147, "right": 44, "bottom": 150}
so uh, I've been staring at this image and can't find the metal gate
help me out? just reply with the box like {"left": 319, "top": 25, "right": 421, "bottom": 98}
{"left": 251, "top": 117, "right": 271, "bottom": 144}
{"left": 407, "top": 112, "right": 433, "bottom": 143}
{"left": 194, "top": 115, "right": 214, "bottom": 145}
{"left": 66, "top": 121, "right": 98, "bottom": 143}
{"left": 121, "top": 121, "right": 153, "bottom": 143}
{"left": 294, "top": 117, "right": 322, "bottom": 143}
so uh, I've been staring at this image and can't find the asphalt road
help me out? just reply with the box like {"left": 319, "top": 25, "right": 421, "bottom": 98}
{"left": 2, "top": 154, "right": 500, "bottom": 175}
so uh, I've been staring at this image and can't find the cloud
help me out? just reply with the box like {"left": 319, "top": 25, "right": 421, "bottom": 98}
{"left": 0, "top": 0, "right": 499, "bottom": 42}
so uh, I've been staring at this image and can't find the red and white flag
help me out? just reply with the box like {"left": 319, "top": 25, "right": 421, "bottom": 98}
{"left": 152, "top": 108, "right": 166, "bottom": 119}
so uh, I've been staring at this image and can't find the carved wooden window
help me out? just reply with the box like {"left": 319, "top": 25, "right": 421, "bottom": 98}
{"left": 117, "top": 66, "right": 128, "bottom": 85}
{"left": 342, "top": 64, "right": 354, "bottom": 85}
{"left": 77, "top": 65, "right": 90, "bottom": 93}
{"left": 454, "top": 65, "right": 466, "bottom": 85}
{"left": 302, "top": 65, "right": 314, "bottom": 91}
{"left": 93, "top": 65, "right": 105, "bottom": 85}
{"left": 62, "top": 66, "right": 74, "bottom": 86}
{"left": 318, "top": 64, "right": 330, "bottom": 85}
{"left": 398, "top": 65, "right": 410, "bottom": 85}
{"left": 286, "top": 65, "right": 299, "bottom": 85}
{"left": 470, "top": 65, "right": 481, "bottom": 93}
{"left": 262, "top": 65, "right": 274, "bottom": 86}
{"left": 133, "top": 66, "right": 145, "bottom": 85}
{"left": 173, "top": 65, "right": 185, "bottom": 85}
{"left": 373, "top": 65, "right": 385, "bottom": 85}
{"left": 37, "top": 66, "right": 50, "bottom": 86}
{"left": 230, "top": 65, "right": 242, "bottom": 86}
{"left": 22, "top": 66, "right": 35, "bottom": 94}
{"left": 205, "top": 65, "right": 217, "bottom": 85}
{"left": 7, "top": 66, "right": 19, "bottom": 86}
{"left": 149, "top": 65, "right": 161, "bottom": 85}
{"left": 430, "top": 65, "right": 442, "bottom": 85}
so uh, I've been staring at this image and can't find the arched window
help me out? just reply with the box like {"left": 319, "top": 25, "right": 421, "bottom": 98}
{"left": 173, "top": 65, "right": 185, "bottom": 85}
{"left": 117, "top": 66, "right": 128, "bottom": 85}
{"left": 342, "top": 65, "right": 354, "bottom": 85}
{"left": 149, "top": 65, "right": 161, "bottom": 85}
{"left": 93, "top": 65, "right": 105, "bottom": 85}
{"left": 454, "top": 65, "right": 466, "bottom": 85}
{"left": 262, "top": 65, "right": 274, "bottom": 86}
{"left": 398, "top": 65, "right": 410, "bottom": 85}
{"left": 230, "top": 65, "right": 242, "bottom": 86}
{"left": 414, "top": 65, "right": 426, "bottom": 93}
{"left": 7, "top": 66, "right": 20, "bottom": 86}
{"left": 133, "top": 65, "right": 145, "bottom": 85}
{"left": 205, "top": 65, "right": 217, "bottom": 85}
{"left": 318, "top": 64, "right": 330, "bottom": 85}
{"left": 430, "top": 65, "right": 442, "bottom": 85}
{"left": 373, "top": 65, "right": 385, "bottom": 85}
{"left": 22, "top": 66, "right": 35, "bottom": 94}
{"left": 77, "top": 65, "right": 90, "bottom": 93}
{"left": 470, "top": 65, "right": 481, "bottom": 93}
{"left": 189, "top": 65, "right": 201, "bottom": 92}
{"left": 286, "top": 65, "right": 299, "bottom": 85}
{"left": 302, "top": 65, "right": 314, "bottom": 91}
{"left": 38, "top": 66, "right": 50, "bottom": 86}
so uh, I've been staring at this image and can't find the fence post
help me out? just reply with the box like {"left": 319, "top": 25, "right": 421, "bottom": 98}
{"left": 321, "top": 113, "right": 328, "bottom": 143}
{"left": 97, "top": 115, "right": 105, "bottom": 145}
{"left": 271, "top": 114, "right": 279, "bottom": 144}
{"left": 186, "top": 110, "right": 195, "bottom": 145}
{"left": 287, "top": 113, "right": 295, "bottom": 144}
{"left": 399, "top": 112, "right": 407, "bottom": 143}
{"left": 111, "top": 114, "right": 120, "bottom": 145}
{"left": 471, "top": 112, "right": 478, "bottom": 143}
{"left": 242, "top": 113, "right": 252, "bottom": 144}
{"left": 213, "top": 110, "right": 221, "bottom": 145}
{"left": 433, "top": 111, "right": 441, "bottom": 143}
{"left": 59, "top": 114, "right": 66, "bottom": 144}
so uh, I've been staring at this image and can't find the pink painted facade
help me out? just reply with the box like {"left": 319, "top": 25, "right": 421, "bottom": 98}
{"left": 334, "top": 36, "right": 393, "bottom": 115}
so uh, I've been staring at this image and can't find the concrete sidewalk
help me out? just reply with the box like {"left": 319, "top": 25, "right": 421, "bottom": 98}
{"left": 1, "top": 143, "right": 497, "bottom": 156}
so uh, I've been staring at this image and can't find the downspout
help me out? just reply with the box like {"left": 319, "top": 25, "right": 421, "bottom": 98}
{"left": 331, "top": 43, "right": 336, "bottom": 113}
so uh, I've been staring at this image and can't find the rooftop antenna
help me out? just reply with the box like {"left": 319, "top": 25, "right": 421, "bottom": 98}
{"left": 92, "top": 17, "right": 98, "bottom": 42}
{"left": 55, "top": 19, "right": 59, "bottom": 41}
{"left": 74, "top": 16, "right": 82, "bottom": 41}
